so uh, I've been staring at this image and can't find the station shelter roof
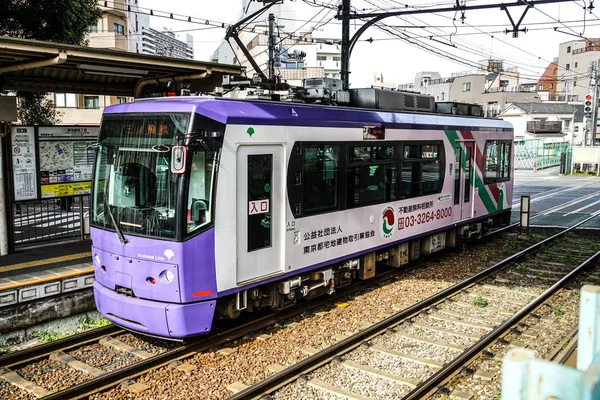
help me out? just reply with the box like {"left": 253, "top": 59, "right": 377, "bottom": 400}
{"left": 0, "top": 36, "right": 243, "bottom": 97}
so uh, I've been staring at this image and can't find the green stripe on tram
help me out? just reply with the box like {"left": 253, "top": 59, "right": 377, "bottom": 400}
{"left": 444, "top": 130, "right": 497, "bottom": 214}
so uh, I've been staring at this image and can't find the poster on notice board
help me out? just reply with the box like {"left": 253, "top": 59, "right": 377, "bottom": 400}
{"left": 10, "top": 127, "right": 38, "bottom": 201}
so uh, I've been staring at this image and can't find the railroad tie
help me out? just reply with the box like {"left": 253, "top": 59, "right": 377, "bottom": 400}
{"left": 394, "top": 332, "right": 465, "bottom": 351}
{"left": 49, "top": 351, "right": 105, "bottom": 377}
{"left": 426, "top": 313, "right": 495, "bottom": 331}
{"left": 341, "top": 360, "right": 419, "bottom": 388}
{"left": 435, "top": 309, "right": 504, "bottom": 325}
{"left": 99, "top": 337, "right": 154, "bottom": 359}
{"left": 368, "top": 344, "right": 444, "bottom": 368}
{"left": 0, "top": 368, "right": 51, "bottom": 398}
{"left": 410, "top": 322, "right": 481, "bottom": 340}
{"left": 307, "top": 377, "right": 375, "bottom": 400}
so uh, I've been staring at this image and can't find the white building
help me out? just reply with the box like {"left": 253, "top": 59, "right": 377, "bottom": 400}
{"left": 126, "top": 2, "right": 193, "bottom": 58}
{"left": 556, "top": 38, "right": 600, "bottom": 101}
{"left": 500, "top": 102, "right": 583, "bottom": 144}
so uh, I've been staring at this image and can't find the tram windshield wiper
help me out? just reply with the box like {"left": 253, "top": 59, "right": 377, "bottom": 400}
{"left": 103, "top": 170, "right": 129, "bottom": 245}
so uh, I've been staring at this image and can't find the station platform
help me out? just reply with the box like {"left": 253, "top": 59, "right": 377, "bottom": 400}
{"left": 0, "top": 239, "right": 92, "bottom": 308}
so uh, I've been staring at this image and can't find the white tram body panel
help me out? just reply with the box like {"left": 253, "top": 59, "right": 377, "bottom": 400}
{"left": 213, "top": 112, "right": 513, "bottom": 294}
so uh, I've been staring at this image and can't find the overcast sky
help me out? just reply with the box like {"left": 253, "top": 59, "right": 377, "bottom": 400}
{"left": 140, "top": 0, "right": 597, "bottom": 87}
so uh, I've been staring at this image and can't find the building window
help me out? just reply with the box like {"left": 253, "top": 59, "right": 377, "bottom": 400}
{"left": 484, "top": 140, "right": 511, "bottom": 183}
{"left": 575, "top": 62, "right": 578, "bottom": 68}
{"left": 332, "top": 56, "right": 341, "bottom": 61}
{"left": 136, "top": 43, "right": 139, "bottom": 53}
{"left": 316, "top": 56, "right": 327, "bottom": 61}
{"left": 303, "top": 144, "right": 340, "bottom": 215}
{"left": 566, "top": 63, "right": 570, "bottom": 70}
{"left": 567, "top": 46, "right": 571, "bottom": 53}
{"left": 563, "top": 119, "right": 571, "bottom": 130}
{"left": 116, "top": 97, "right": 127, "bottom": 104}
{"left": 554, "top": 68, "right": 558, "bottom": 74}
{"left": 574, "top": 80, "right": 577, "bottom": 87}
{"left": 440, "top": 92, "right": 444, "bottom": 101}
{"left": 89, "top": 24, "right": 98, "bottom": 33}
{"left": 550, "top": 83, "right": 554, "bottom": 89}
{"left": 114, "top": 23, "right": 125, "bottom": 35}
{"left": 462, "top": 82, "right": 471, "bottom": 92}
{"left": 84, "top": 96, "right": 100, "bottom": 109}
{"left": 54, "top": 93, "right": 77, "bottom": 108}
{"left": 539, "top": 84, "right": 544, "bottom": 90}
{"left": 499, "top": 80, "right": 509, "bottom": 87}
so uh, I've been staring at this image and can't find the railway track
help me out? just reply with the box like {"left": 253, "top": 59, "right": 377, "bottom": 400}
{"left": 1, "top": 193, "right": 598, "bottom": 399}
{"left": 228, "top": 213, "right": 600, "bottom": 400}
{"left": 0, "top": 245, "right": 466, "bottom": 400}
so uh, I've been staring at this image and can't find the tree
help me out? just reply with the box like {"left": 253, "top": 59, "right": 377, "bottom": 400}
{"left": 17, "top": 92, "right": 63, "bottom": 125}
{"left": 0, "top": 0, "right": 101, "bottom": 124}
{"left": 0, "top": 0, "right": 101, "bottom": 45}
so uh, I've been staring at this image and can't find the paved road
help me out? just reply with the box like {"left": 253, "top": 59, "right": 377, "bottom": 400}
{"left": 512, "top": 167, "right": 600, "bottom": 229}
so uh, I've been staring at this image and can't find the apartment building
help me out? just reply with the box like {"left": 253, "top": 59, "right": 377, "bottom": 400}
{"left": 55, "top": 0, "right": 195, "bottom": 124}
{"left": 556, "top": 38, "right": 600, "bottom": 101}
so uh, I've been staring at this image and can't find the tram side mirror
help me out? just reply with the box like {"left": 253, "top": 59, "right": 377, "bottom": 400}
{"left": 171, "top": 146, "right": 187, "bottom": 174}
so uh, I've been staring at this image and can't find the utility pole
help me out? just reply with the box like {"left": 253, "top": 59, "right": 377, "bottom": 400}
{"left": 268, "top": 13, "right": 275, "bottom": 81}
{"left": 340, "top": 0, "right": 351, "bottom": 90}
{"left": 585, "top": 62, "right": 598, "bottom": 146}
{"left": 593, "top": 62, "right": 599, "bottom": 146}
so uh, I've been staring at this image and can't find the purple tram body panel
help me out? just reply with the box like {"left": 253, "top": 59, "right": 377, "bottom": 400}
{"left": 91, "top": 227, "right": 218, "bottom": 338}
{"left": 103, "top": 97, "right": 512, "bottom": 132}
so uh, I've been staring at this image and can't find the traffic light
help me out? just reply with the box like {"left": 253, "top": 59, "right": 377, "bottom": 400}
{"left": 584, "top": 93, "right": 593, "bottom": 115}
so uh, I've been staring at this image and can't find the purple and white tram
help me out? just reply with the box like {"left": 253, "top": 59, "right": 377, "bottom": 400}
{"left": 91, "top": 96, "right": 513, "bottom": 339}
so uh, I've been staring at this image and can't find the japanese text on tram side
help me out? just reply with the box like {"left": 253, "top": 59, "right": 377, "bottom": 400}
{"left": 398, "top": 207, "right": 453, "bottom": 230}
{"left": 303, "top": 227, "right": 376, "bottom": 255}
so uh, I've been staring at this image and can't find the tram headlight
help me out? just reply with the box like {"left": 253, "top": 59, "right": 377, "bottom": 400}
{"left": 159, "top": 270, "right": 175, "bottom": 283}
{"left": 94, "top": 254, "right": 101, "bottom": 266}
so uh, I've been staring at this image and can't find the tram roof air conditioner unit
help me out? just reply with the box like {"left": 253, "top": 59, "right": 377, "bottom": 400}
{"left": 349, "top": 88, "right": 435, "bottom": 113}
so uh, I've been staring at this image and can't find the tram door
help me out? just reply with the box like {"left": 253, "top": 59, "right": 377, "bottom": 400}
{"left": 236, "top": 145, "right": 285, "bottom": 284}
{"left": 453, "top": 142, "right": 476, "bottom": 220}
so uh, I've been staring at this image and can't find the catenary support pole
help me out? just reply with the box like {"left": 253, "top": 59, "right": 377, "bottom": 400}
{"left": 341, "top": 0, "right": 351, "bottom": 90}
{"left": 0, "top": 131, "right": 9, "bottom": 255}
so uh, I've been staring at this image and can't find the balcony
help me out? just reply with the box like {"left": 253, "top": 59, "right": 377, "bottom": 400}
{"left": 572, "top": 46, "right": 599, "bottom": 55}
{"left": 527, "top": 121, "right": 562, "bottom": 133}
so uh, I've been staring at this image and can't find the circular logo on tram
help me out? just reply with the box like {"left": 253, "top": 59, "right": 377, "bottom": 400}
{"left": 381, "top": 206, "right": 395, "bottom": 240}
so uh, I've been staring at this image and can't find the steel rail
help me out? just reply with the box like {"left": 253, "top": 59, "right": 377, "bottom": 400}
{"left": 404, "top": 248, "right": 600, "bottom": 399}
{"left": 0, "top": 325, "right": 122, "bottom": 369}
{"left": 227, "top": 212, "right": 600, "bottom": 400}
{"left": 37, "top": 254, "right": 443, "bottom": 400}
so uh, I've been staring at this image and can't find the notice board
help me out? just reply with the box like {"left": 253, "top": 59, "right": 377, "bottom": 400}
{"left": 10, "top": 125, "right": 99, "bottom": 201}
{"left": 38, "top": 126, "right": 98, "bottom": 198}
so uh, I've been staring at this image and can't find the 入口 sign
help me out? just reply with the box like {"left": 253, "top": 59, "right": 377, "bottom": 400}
{"left": 249, "top": 200, "right": 269, "bottom": 215}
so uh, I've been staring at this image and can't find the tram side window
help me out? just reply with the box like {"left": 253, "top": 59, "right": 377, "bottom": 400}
{"left": 484, "top": 140, "right": 511, "bottom": 183}
{"left": 303, "top": 144, "right": 340, "bottom": 215}
{"left": 401, "top": 143, "right": 442, "bottom": 198}
{"left": 347, "top": 145, "right": 397, "bottom": 208}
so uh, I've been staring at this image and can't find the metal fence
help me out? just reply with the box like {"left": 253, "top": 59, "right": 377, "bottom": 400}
{"left": 514, "top": 140, "right": 571, "bottom": 170}
{"left": 12, "top": 195, "right": 89, "bottom": 246}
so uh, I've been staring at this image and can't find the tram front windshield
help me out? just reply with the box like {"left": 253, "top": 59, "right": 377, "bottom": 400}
{"left": 92, "top": 113, "right": 192, "bottom": 239}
